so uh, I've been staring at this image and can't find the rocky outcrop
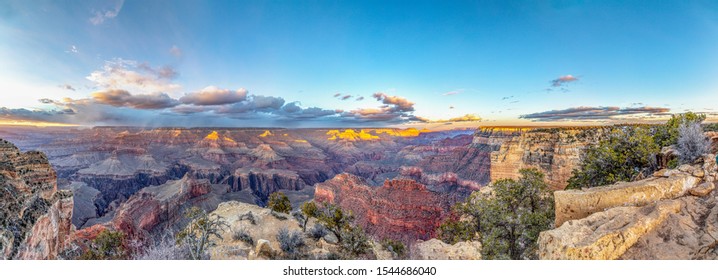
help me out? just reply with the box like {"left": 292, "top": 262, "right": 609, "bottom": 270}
{"left": 227, "top": 168, "right": 305, "bottom": 204}
{"left": 411, "top": 239, "right": 482, "bottom": 260}
{"left": 554, "top": 173, "right": 700, "bottom": 227}
{"left": 314, "top": 173, "right": 455, "bottom": 243}
{"left": 539, "top": 200, "right": 682, "bottom": 260}
{"left": 0, "top": 139, "right": 74, "bottom": 260}
{"left": 539, "top": 154, "right": 718, "bottom": 260}
{"left": 92, "top": 175, "right": 212, "bottom": 238}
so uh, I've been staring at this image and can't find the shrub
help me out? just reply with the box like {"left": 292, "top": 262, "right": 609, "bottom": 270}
{"left": 438, "top": 218, "right": 474, "bottom": 244}
{"left": 339, "top": 225, "right": 371, "bottom": 258}
{"left": 308, "top": 223, "right": 328, "bottom": 240}
{"left": 176, "top": 207, "right": 229, "bottom": 260}
{"left": 667, "top": 158, "right": 679, "bottom": 169}
{"left": 276, "top": 228, "right": 306, "bottom": 259}
{"left": 441, "top": 168, "right": 554, "bottom": 260}
{"left": 381, "top": 239, "right": 406, "bottom": 259}
{"left": 80, "top": 229, "right": 127, "bottom": 260}
{"left": 232, "top": 226, "right": 254, "bottom": 246}
{"left": 238, "top": 211, "right": 257, "bottom": 225}
{"left": 654, "top": 112, "right": 706, "bottom": 147}
{"left": 566, "top": 126, "right": 659, "bottom": 189}
{"left": 134, "top": 231, "right": 188, "bottom": 260}
{"left": 677, "top": 122, "right": 710, "bottom": 164}
{"left": 704, "top": 123, "right": 718, "bottom": 132}
{"left": 300, "top": 201, "right": 319, "bottom": 232}
{"left": 268, "top": 192, "right": 292, "bottom": 214}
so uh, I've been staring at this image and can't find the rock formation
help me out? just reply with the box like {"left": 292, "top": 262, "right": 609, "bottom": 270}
{"left": 539, "top": 153, "right": 718, "bottom": 260}
{"left": 471, "top": 127, "right": 608, "bottom": 190}
{"left": 0, "top": 139, "right": 74, "bottom": 260}
{"left": 314, "top": 173, "right": 456, "bottom": 243}
{"left": 411, "top": 238, "right": 482, "bottom": 260}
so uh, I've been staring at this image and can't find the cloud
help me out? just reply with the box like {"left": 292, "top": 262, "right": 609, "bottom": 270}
{"left": 89, "top": 0, "right": 124, "bottom": 25}
{"left": 65, "top": 45, "right": 79, "bottom": 54}
{"left": 179, "top": 86, "right": 248, "bottom": 106}
{"left": 372, "top": 92, "right": 415, "bottom": 112}
{"left": 169, "top": 45, "right": 182, "bottom": 57}
{"left": 341, "top": 95, "right": 352, "bottom": 100}
{"left": 91, "top": 89, "right": 179, "bottom": 109}
{"left": 520, "top": 106, "right": 671, "bottom": 122}
{"left": 333, "top": 93, "right": 341, "bottom": 98}
{"left": 442, "top": 89, "right": 464, "bottom": 96}
{"left": 550, "top": 75, "right": 579, "bottom": 87}
{"left": 58, "top": 84, "right": 76, "bottom": 91}
{"left": 355, "top": 96, "right": 364, "bottom": 101}
{"left": 501, "top": 96, "right": 514, "bottom": 100}
{"left": 215, "top": 95, "right": 285, "bottom": 114}
{"left": 421, "top": 114, "right": 482, "bottom": 123}
{"left": 87, "top": 59, "right": 181, "bottom": 94}
{"left": 449, "top": 106, "right": 455, "bottom": 109}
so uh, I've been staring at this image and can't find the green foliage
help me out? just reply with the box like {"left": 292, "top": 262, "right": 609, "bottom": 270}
{"left": 654, "top": 112, "right": 706, "bottom": 147}
{"left": 339, "top": 225, "right": 371, "bottom": 258}
{"left": 442, "top": 168, "right": 554, "bottom": 260}
{"left": 81, "top": 229, "right": 127, "bottom": 260}
{"left": 268, "top": 192, "right": 292, "bottom": 214}
{"left": 380, "top": 239, "right": 406, "bottom": 259}
{"left": 299, "top": 201, "right": 319, "bottom": 232}
{"left": 438, "top": 218, "right": 474, "bottom": 244}
{"left": 566, "top": 126, "right": 659, "bottom": 189}
{"left": 704, "top": 123, "right": 718, "bottom": 132}
{"left": 310, "top": 203, "right": 371, "bottom": 259}
{"left": 176, "top": 207, "right": 229, "bottom": 260}
{"left": 667, "top": 158, "right": 679, "bottom": 169}
{"left": 315, "top": 203, "right": 353, "bottom": 243}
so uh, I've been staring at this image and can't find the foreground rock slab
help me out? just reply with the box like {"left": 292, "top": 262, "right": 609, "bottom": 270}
{"left": 538, "top": 200, "right": 681, "bottom": 260}
{"left": 411, "top": 239, "right": 482, "bottom": 260}
{"left": 554, "top": 174, "right": 699, "bottom": 226}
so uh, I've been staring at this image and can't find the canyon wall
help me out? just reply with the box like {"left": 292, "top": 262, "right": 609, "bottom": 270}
{"left": 314, "top": 173, "right": 457, "bottom": 244}
{"left": 471, "top": 127, "right": 608, "bottom": 190}
{"left": 0, "top": 139, "right": 74, "bottom": 260}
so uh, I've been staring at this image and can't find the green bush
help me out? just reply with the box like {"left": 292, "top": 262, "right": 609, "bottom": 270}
{"left": 268, "top": 192, "right": 292, "bottom": 214}
{"left": 654, "top": 112, "right": 706, "bottom": 147}
{"left": 81, "top": 229, "right": 127, "bottom": 260}
{"left": 380, "top": 239, "right": 406, "bottom": 259}
{"left": 566, "top": 126, "right": 659, "bottom": 189}
{"left": 440, "top": 168, "right": 554, "bottom": 260}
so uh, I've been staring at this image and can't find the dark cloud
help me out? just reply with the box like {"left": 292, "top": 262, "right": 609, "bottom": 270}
{"left": 91, "top": 89, "right": 179, "bottom": 109}
{"left": 38, "top": 98, "right": 54, "bottom": 104}
{"left": 501, "top": 96, "right": 514, "bottom": 100}
{"left": 333, "top": 93, "right": 341, "bottom": 98}
{"left": 520, "top": 106, "right": 671, "bottom": 122}
{"left": 179, "top": 86, "right": 248, "bottom": 106}
{"left": 59, "top": 84, "right": 76, "bottom": 91}
{"left": 355, "top": 96, "right": 364, "bottom": 101}
{"left": 215, "top": 95, "right": 284, "bottom": 114}
{"left": 371, "top": 92, "right": 415, "bottom": 112}
{"left": 341, "top": 95, "right": 352, "bottom": 100}
{"left": 550, "top": 75, "right": 579, "bottom": 87}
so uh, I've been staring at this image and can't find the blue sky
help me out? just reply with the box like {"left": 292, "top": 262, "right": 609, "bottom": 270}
{"left": 1, "top": 0, "right": 717, "bottom": 128}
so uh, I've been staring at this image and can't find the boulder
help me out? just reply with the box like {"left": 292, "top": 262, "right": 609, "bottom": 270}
{"left": 554, "top": 174, "right": 700, "bottom": 226}
{"left": 254, "top": 239, "right": 273, "bottom": 259}
{"left": 411, "top": 239, "right": 482, "bottom": 260}
{"left": 538, "top": 200, "right": 682, "bottom": 260}
{"left": 689, "top": 182, "right": 715, "bottom": 197}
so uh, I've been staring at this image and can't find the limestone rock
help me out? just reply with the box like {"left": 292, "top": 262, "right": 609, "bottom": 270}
{"left": 254, "top": 239, "right": 273, "bottom": 259}
{"left": 690, "top": 182, "right": 715, "bottom": 197}
{"left": 411, "top": 239, "right": 482, "bottom": 260}
{"left": 538, "top": 200, "right": 682, "bottom": 260}
{"left": 554, "top": 174, "right": 700, "bottom": 226}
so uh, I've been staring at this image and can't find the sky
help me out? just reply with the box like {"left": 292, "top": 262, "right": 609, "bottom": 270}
{"left": 1, "top": 0, "right": 717, "bottom": 128}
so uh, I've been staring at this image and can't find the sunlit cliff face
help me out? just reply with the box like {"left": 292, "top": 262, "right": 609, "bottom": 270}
{"left": 259, "top": 130, "right": 273, "bottom": 138}
{"left": 326, "top": 128, "right": 429, "bottom": 141}
{"left": 203, "top": 131, "right": 236, "bottom": 143}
